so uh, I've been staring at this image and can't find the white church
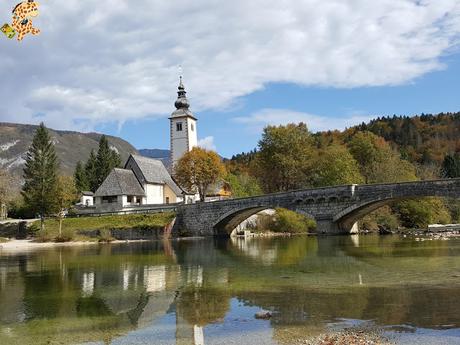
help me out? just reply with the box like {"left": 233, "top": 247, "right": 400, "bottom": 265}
{"left": 88, "top": 78, "right": 200, "bottom": 211}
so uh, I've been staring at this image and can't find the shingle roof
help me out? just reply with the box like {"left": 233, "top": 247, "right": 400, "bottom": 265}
{"left": 95, "top": 168, "right": 145, "bottom": 197}
{"left": 128, "top": 155, "right": 185, "bottom": 196}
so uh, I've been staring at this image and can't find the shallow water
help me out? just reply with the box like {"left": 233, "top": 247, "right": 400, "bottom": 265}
{"left": 0, "top": 235, "right": 459, "bottom": 344}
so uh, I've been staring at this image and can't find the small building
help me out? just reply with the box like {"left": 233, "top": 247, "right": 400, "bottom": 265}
{"left": 94, "top": 168, "right": 146, "bottom": 209}
{"left": 93, "top": 155, "right": 189, "bottom": 211}
{"left": 79, "top": 191, "right": 94, "bottom": 207}
{"left": 205, "top": 181, "right": 232, "bottom": 202}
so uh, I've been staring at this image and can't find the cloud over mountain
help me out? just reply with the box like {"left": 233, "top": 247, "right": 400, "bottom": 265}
{"left": 1, "top": 0, "right": 459, "bottom": 131}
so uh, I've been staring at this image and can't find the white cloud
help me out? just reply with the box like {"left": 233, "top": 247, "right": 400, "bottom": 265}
{"left": 234, "top": 108, "right": 373, "bottom": 132}
{"left": 0, "top": 0, "right": 459, "bottom": 130}
{"left": 198, "top": 136, "right": 217, "bottom": 151}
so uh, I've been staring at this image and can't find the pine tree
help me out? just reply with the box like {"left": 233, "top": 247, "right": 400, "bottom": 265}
{"left": 95, "top": 135, "right": 121, "bottom": 189}
{"left": 22, "top": 123, "right": 59, "bottom": 231}
{"left": 74, "top": 161, "right": 89, "bottom": 193}
{"left": 85, "top": 150, "right": 98, "bottom": 192}
{"left": 442, "top": 153, "right": 460, "bottom": 178}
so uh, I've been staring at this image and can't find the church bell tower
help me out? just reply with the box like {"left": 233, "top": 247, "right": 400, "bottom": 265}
{"left": 170, "top": 77, "right": 198, "bottom": 171}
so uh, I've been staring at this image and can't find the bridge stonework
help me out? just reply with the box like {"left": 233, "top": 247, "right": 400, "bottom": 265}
{"left": 173, "top": 178, "right": 460, "bottom": 236}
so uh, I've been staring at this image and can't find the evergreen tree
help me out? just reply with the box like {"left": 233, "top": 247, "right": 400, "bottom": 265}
{"left": 85, "top": 150, "right": 98, "bottom": 192}
{"left": 441, "top": 153, "right": 460, "bottom": 178}
{"left": 22, "top": 123, "right": 59, "bottom": 231}
{"left": 74, "top": 161, "right": 89, "bottom": 193}
{"left": 95, "top": 135, "right": 121, "bottom": 189}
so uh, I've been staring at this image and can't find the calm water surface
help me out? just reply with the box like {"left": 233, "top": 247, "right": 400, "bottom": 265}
{"left": 0, "top": 235, "right": 459, "bottom": 345}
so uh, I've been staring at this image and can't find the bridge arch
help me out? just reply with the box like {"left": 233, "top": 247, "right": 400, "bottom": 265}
{"left": 213, "top": 206, "right": 316, "bottom": 236}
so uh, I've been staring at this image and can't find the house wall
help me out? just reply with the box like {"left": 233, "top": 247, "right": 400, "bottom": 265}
{"left": 81, "top": 195, "right": 94, "bottom": 207}
{"left": 164, "top": 184, "right": 182, "bottom": 204}
{"left": 145, "top": 183, "right": 164, "bottom": 204}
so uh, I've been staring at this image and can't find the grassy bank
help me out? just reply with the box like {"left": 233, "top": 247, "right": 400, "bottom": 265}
{"left": 30, "top": 212, "right": 176, "bottom": 242}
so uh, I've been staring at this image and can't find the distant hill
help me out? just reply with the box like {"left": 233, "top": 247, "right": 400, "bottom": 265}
{"left": 139, "top": 148, "right": 171, "bottom": 169}
{"left": 0, "top": 122, "right": 138, "bottom": 187}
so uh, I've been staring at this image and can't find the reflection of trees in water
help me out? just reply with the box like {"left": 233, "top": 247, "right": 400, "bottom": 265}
{"left": 176, "top": 286, "right": 230, "bottom": 326}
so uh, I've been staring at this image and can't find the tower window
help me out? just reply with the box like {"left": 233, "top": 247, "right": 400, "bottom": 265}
{"left": 191, "top": 123, "right": 194, "bottom": 131}
{"left": 176, "top": 122, "right": 183, "bottom": 131}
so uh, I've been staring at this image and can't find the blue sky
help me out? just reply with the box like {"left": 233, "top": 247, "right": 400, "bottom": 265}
{"left": 98, "top": 53, "right": 460, "bottom": 158}
{"left": 1, "top": 0, "right": 460, "bottom": 158}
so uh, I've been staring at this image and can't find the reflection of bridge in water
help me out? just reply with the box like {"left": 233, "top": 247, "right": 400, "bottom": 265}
{"left": 175, "top": 178, "right": 460, "bottom": 235}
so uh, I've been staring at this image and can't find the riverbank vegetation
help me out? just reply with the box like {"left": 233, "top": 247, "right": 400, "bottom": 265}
{"left": 30, "top": 212, "right": 175, "bottom": 242}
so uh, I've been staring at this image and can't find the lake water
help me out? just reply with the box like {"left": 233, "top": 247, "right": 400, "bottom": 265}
{"left": 0, "top": 235, "right": 459, "bottom": 345}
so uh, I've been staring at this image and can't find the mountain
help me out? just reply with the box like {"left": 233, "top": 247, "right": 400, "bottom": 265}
{"left": 0, "top": 122, "right": 138, "bottom": 186}
{"left": 138, "top": 148, "right": 171, "bottom": 169}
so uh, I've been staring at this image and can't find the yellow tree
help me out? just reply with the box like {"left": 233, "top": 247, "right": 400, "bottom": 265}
{"left": 55, "top": 176, "right": 78, "bottom": 237}
{"left": 175, "top": 147, "right": 226, "bottom": 202}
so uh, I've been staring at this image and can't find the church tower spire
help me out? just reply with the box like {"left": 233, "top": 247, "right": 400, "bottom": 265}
{"left": 170, "top": 77, "right": 198, "bottom": 171}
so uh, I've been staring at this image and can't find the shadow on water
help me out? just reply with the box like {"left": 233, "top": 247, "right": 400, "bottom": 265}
{"left": 0, "top": 235, "right": 459, "bottom": 344}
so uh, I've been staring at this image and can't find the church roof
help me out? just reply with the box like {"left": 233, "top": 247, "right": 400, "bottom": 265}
{"left": 94, "top": 168, "right": 145, "bottom": 197}
{"left": 127, "top": 154, "right": 185, "bottom": 197}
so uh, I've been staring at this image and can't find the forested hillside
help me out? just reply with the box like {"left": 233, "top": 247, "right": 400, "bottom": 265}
{"left": 349, "top": 112, "right": 460, "bottom": 165}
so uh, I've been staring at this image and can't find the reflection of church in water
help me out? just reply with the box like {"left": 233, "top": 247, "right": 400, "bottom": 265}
{"left": 0, "top": 241, "right": 228, "bottom": 345}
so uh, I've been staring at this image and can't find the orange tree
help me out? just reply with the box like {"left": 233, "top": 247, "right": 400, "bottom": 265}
{"left": 174, "top": 147, "right": 226, "bottom": 201}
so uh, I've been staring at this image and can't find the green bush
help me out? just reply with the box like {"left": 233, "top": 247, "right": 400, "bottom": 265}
{"left": 35, "top": 229, "right": 53, "bottom": 242}
{"left": 98, "top": 228, "right": 115, "bottom": 243}
{"left": 54, "top": 228, "right": 75, "bottom": 243}
{"left": 393, "top": 197, "right": 451, "bottom": 229}
{"left": 272, "top": 208, "right": 316, "bottom": 233}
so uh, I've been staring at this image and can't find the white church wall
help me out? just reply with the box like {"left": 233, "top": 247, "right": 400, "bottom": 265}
{"left": 144, "top": 184, "right": 164, "bottom": 204}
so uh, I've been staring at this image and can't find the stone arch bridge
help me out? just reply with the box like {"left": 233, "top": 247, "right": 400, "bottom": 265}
{"left": 173, "top": 178, "right": 460, "bottom": 236}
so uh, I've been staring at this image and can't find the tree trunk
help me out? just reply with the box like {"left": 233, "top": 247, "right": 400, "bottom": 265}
{"left": 40, "top": 215, "right": 45, "bottom": 232}
{"left": 59, "top": 216, "right": 63, "bottom": 237}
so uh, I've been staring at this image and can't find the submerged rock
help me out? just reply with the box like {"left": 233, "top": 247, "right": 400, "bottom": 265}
{"left": 254, "top": 310, "right": 272, "bottom": 319}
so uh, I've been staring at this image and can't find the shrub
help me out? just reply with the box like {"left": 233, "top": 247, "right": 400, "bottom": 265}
{"left": 54, "top": 228, "right": 75, "bottom": 242}
{"left": 35, "top": 229, "right": 53, "bottom": 242}
{"left": 393, "top": 197, "right": 451, "bottom": 229}
{"left": 272, "top": 208, "right": 316, "bottom": 234}
{"left": 98, "top": 228, "right": 115, "bottom": 243}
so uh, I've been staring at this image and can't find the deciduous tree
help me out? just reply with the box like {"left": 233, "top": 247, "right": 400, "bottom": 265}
{"left": 175, "top": 147, "right": 226, "bottom": 202}
{"left": 348, "top": 131, "right": 417, "bottom": 183}
{"left": 254, "top": 123, "right": 314, "bottom": 193}
{"left": 312, "top": 144, "right": 364, "bottom": 187}
{"left": 55, "top": 175, "right": 78, "bottom": 238}
{"left": 22, "top": 123, "right": 59, "bottom": 231}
